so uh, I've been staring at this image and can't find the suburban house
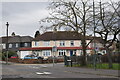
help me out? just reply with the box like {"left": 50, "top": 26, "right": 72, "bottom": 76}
{"left": 18, "top": 31, "right": 106, "bottom": 59}
{"left": 0, "top": 34, "right": 33, "bottom": 53}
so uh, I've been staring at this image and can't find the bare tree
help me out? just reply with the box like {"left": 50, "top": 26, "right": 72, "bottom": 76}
{"left": 109, "top": 0, "right": 120, "bottom": 18}
{"left": 95, "top": 1, "right": 120, "bottom": 68}
{"left": 39, "top": 0, "right": 94, "bottom": 66}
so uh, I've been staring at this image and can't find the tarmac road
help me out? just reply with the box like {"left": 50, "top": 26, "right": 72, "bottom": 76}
{"left": 1, "top": 62, "right": 119, "bottom": 78}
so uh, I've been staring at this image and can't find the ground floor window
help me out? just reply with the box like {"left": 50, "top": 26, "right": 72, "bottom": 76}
{"left": 70, "top": 50, "right": 77, "bottom": 56}
{"left": 73, "top": 50, "right": 76, "bottom": 55}
{"left": 58, "top": 50, "right": 66, "bottom": 56}
{"left": 42, "top": 50, "right": 51, "bottom": 56}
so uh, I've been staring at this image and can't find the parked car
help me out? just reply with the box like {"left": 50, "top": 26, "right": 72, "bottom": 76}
{"left": 24, "top": 55, "right": 38, "bottom": 59}
{"left": 38, "top": 56, "right": 43, "bottom": 59}
{"left": 10, "top": 55, "right": 18, "bottom": 58}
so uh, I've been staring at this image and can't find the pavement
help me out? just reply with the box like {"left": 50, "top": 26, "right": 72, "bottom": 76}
{"left": 1, "top": 61, "right": 120, "bottom": 78}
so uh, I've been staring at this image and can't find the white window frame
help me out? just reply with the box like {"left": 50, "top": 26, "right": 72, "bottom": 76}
{"left": 80, "top": 41, "right": 81, "bottom": 46}
{"left": 16, "top": 43, "right": 19, "bottom": 48}
{"left": 70, "top": 41, "right": 74, "bottom": 46}
{"left": 2, "top": 44, "right": 6, "bottom": 49}
{"left": 34, "top": 41, "right": 39, "bottom": 46}
{"left": 9, "top": 44, "right": 12, "bottom": 48}
{"left": 60, "top": 41, "right": 65, "bottom": 46}
{"left": 42, "top": 50, "right": 51, "bottom": 56}
{"left": 24, "top": 43, "right": 28, "bottom": 47}
{"left": 58, "top": 50, "right": 66, "bottom": 56}
{"left": 44, "top": 41, "right": 50, "bottom": 46}
{"left": 73, "top": 50, "right": 76, "bottom": 55}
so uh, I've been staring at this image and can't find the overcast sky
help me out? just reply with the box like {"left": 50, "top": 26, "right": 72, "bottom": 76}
{"left": 2, "top": 2, "right": 50, "bottom": 37}
{"left": 1, "top": 0, "right": 119, "bottom": 37}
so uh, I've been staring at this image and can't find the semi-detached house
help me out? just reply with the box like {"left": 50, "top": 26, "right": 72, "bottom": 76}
{"left": 18, "top": 31, "right": 106, "bottom": 59}
{"left": 0, "top": 35, "right": 33, "bottom": 53}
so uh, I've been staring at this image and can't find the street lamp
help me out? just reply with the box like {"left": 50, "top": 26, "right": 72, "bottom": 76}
{"left": 93, "top": 0, "right": 97, "bottom": 70}
{"left": 6, "top": 22, "right": 9, "bottom": 64}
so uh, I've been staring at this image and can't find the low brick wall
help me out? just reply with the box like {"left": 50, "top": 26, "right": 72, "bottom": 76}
{"left": 23, "top": 59, "right": 40, "bottom": 64}
{"left": 8, "top": 58, "right": 20, "bottom": 63}
{"left": 7, "top": 58, "right": 64, "bottom": 64}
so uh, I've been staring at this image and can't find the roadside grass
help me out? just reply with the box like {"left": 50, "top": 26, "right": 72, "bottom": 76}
{"left": 87, "top": 63, "right": 120, "bottom": 70}
{"left": 66, "top": 63, "right": 120, "bottom": 70}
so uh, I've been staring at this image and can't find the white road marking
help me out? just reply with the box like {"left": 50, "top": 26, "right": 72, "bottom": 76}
{"left": 41, "top": 66, "right": 47, "bottom": 68}
{"left": 32, "top": 67, "right": 39, "bottom": 69}
{"left": 36, "top": 72, "right": 44, "bottom": 75}
{"left": 36, "top": 72, "right": 52, "bottom": 75}
{"left": 43, "top": 72, "right": 52, "bottom": 74}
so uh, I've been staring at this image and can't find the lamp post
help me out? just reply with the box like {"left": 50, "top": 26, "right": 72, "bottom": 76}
{"left": 93, "top": 0, "right": 97, "bottom": 70}
{"left": 6, "top": 22, "right": 9, "bottom": 64}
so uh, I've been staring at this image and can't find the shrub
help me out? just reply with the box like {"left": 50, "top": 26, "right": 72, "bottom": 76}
{"left": 2, "top": 51, "right": 17, "bottom": 59}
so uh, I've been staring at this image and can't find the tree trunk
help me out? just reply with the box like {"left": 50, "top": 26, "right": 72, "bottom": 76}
{"left": 106, "top": 47, "right": 113, "bottom": 69}
{"left": 81, "top": 39, "right": 87, "bottom": 66}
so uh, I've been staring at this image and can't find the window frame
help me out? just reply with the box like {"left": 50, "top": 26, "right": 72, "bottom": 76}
{"left": 43, "top": 41, "right": 50, "bottom": 46}
{"left": 2, "top": 44, "right": 6, "bottom": 49}
{"left": 34, "top": 41, "right": 39, "bottom": 46}
{"left": 42, "top": 50, "right": 51, "bottom": 56}
{"left": 24, "top": 43, "right": 28, "bottom": 47}
{"left": 60, "top": 41, "right": 65, "bottom": 46}
{"left": 9, "top": 43, "right": 12, "bottom": 48}
{"left": 70, "top": 41, "right": 74, "bottom": 46}
{"left": 15, "top": 43, "right": 19, "bottom": 48}
{"left": 58, "top": 50, "right": 66, "bottom": 56}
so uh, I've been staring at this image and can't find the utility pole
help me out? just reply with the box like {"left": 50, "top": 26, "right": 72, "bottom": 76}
{"left": 52, "top": 28, "right": 57, "bottom": 67}
{"left": 93, "top": 0, "right": 96, "bottom": 70}
{"left": 6, "top": 22, "right": 9, "bottom": 64}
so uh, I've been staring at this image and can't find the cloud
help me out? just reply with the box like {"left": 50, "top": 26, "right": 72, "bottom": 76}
{"left": 2, "top": 2, "right": 50, "bottom": 37}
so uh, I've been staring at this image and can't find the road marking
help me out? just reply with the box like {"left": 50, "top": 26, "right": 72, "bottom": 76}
{"left": 36, "top": 72, "right": 52, "bottom": 75}
{"left": 41, "top": 66, "right": 47, "bottom": 68}
{"left": 32, "top": 67, "right": 39, "bottom": 69}
{"left": 36, "top": 72, "right": 44, "bottom": 75}
{"left": 43, "top": 72, "right": 52, "bottom": 74}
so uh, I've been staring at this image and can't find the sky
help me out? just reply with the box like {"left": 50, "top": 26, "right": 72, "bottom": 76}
{"left": 2, "top": 2, "right": 50, "bottom": 37}
{"left": 1, "top": 0, "right": 119, "bottom": 37}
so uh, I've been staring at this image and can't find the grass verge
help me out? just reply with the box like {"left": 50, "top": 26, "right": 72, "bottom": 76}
{"left": 65, "top": 63, "right": 120, "bottom": 70}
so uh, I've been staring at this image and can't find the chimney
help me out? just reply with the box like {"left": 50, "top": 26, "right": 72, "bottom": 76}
{"left": 11, "top": 32, "right": 15, "bottom": 36}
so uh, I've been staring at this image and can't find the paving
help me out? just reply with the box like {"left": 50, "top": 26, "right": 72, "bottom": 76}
{"left": 1, "top": 62, "right": 119, "bottom": 78}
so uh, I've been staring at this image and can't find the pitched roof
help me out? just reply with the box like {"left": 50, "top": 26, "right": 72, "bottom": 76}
{"left": 20, "top": 36, "right": 33, "bottom": 42}
{"left": 33, "top": 31, "right": 95, "bottom": 41}
{"left": 0, "top": 35, "right": 33, "bottom": 43}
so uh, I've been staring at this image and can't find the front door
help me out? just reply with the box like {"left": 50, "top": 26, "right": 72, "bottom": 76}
{"left": 70, "top": 50, "right": 73, "bottom": 56}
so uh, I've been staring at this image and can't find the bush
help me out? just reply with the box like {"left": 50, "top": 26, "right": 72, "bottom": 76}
{"left": 2, "top": 51, "right": 17, "bottom": 59}
{"left": 0, "top": 52, "right": 2, "bottom": 60}
{"left": 1, "top": 52, "right": 6, "bottom": 60}
{"left": 8, "top": 51, "right": 17, "bottom": 58}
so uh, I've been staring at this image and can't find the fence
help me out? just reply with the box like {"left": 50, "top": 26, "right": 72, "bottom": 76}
{"left": 64, "top": 54, "right": 120, "bottom": 66}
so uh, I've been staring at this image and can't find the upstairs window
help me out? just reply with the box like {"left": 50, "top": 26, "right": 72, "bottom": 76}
{"left": 24, "top": 43, "right": 28, "bottom": 47}
{"left": 2, "top": 44, "right": 6, "bottom": 49}
{"left": 16, "top": 43, "right": 19, "bottom": 48}
{"left": 60, "top": 41, "right": 65, "bottom": 46}
{"left": 34, "top": 41, "right": 39, "bottom": 46}
{"left": 70, "top": 41, "right": 74, "bottom": 46}
{"left": 44, "top": 41, "right": 50, "bottom": 46}
{"left": 9, "top": 44, "right": 12, "bottom": 48}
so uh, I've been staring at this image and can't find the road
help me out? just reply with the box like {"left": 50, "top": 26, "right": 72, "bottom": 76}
{"left": 1, "top": 62, "right": 119, "bottom": 78}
